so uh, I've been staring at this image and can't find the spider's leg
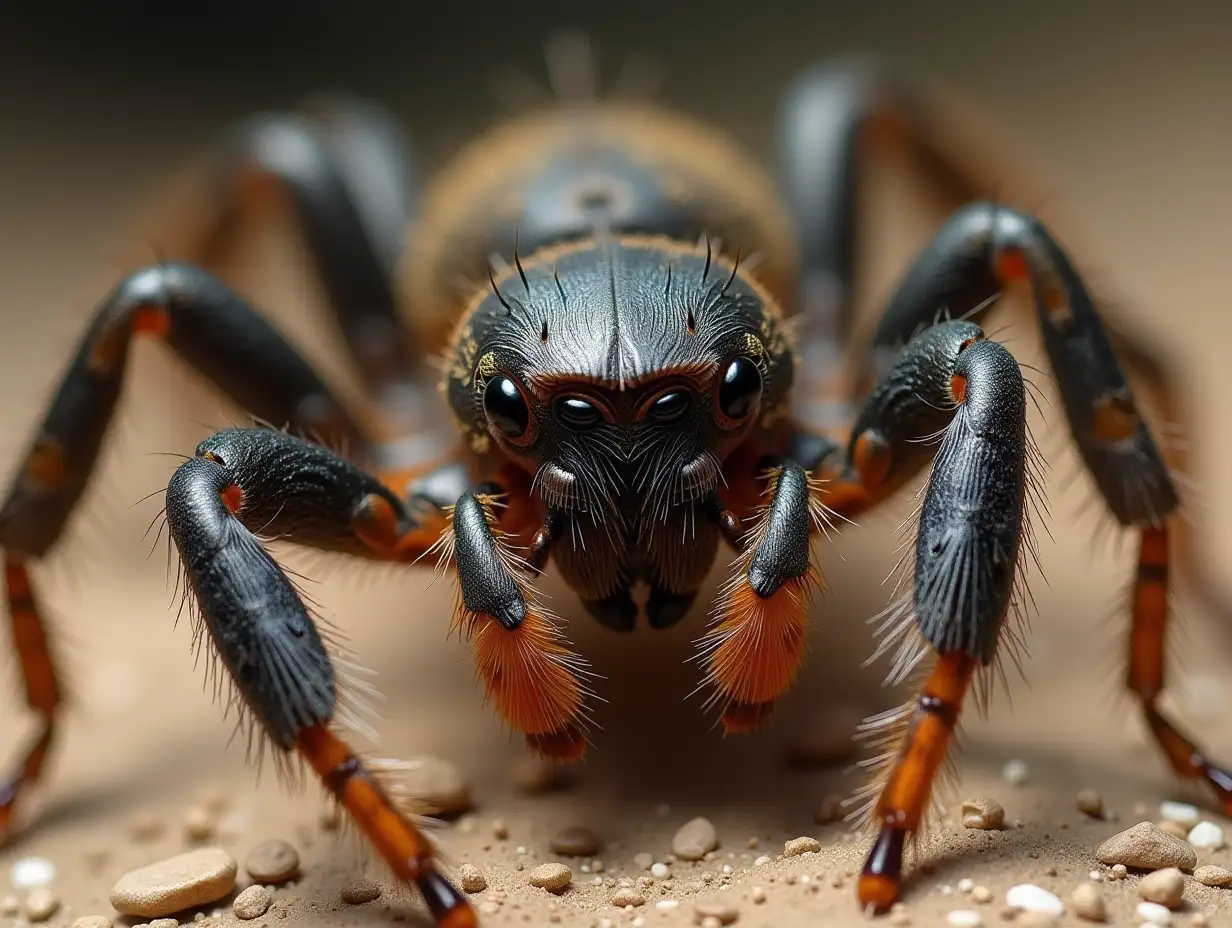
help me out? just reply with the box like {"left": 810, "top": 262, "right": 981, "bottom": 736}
{"left": 818, "top": 322, "right": 1030, "bottom": 914}
{"left": 0, "top": 264, "right": 363, "bottom": 842}
{"left": 165, "top": 428, "right": 475, "bottom": 927}
{"left": 858, "top": 202, "right": 1232, "bottom": 816}
{"left": 146, "top": 98, "right": 424, "bottom": 423}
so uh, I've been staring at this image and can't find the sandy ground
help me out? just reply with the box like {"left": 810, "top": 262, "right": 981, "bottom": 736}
{"left": 4, "top": 10, "right": 1232, "bottom": 928}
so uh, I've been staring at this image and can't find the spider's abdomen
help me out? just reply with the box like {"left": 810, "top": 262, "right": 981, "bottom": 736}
{"left": 400, "top": 103, "right": 798, "bottom": 348}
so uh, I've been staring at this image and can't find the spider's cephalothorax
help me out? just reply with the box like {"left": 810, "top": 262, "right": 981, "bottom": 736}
{"left": 0, "top": 56, "right": 1225, "bottom": 928}
{"left": 444, "top": 235, "right": 794, "bottom": 630}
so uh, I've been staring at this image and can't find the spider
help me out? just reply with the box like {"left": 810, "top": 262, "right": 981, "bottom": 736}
{"left": 0, "top": 50, "right": 1226, "bottom": 924}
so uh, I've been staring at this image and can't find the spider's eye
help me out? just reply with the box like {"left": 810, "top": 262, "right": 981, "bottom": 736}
{"left": 718, "top": 356, "right": 763, "bottom": 423}
{"left": 648, "top": 390, "right": 692, "bottom": 424}
{"left": 555, "top": 396, "right": 603, "bottom": 431}
{"left": 483, "top": 374, "right": 529, "bottom": 438}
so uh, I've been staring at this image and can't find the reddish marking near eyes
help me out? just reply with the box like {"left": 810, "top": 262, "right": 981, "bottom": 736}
{"left": 220, "top": 483, "right": 244, "bottom": 515}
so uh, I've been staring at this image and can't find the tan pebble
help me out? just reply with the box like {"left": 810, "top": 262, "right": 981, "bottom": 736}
{"left": 130, "top": 810, "right": 165, "bottom": 842}
{"left": 592, "top": 859, "right": 605, "bottom": 873}
{"left": 1194, "top": 865, "right": 1232, "bottom": 887}
{"left": 492, "top": 819, "right": 509, "bottom": 840}
{"left": 401, "top": 756, "right": 471, "bottom": 815}
{"left": 1159, "top": 820, "right": 1190, "bottom": 840}
{"left": 528, "top": 862, "right": 572, "bottom": 893}
{"left": 751, "top": 886, "right": 767, "bottom": 904}
{"left": 479, "top": 900, "right": 501, "bottom": 915}
{"left": 1, "top": 895, "right": 19, "bottom": 915}
{"left": 149, "top": 919, "right": 179, "bottom": 928}
{"left": 183, "top": 806, "right": 215, "bottom": 842}
{"left": 511, "top": 755, "right": 560, "bottom": 794}
{"left": 459, "top": 864, "right": 487, "bottom": 894}
{"left": 701, "top": 918, "right": 723, "bottom": 928}
{"left": 1139, "top": 868, "right": 1186, "bottom": 909}
{"left": 1070, "top": 883, "right": 1106, "bottom": 922}
{"left": 244, "top": 839, "right": 300, "bottom": 885}
{"left": 890, "top": 913, "right": 911, "bottom": 927}
{"left": 340, "top": 878, "right": 381, "bottom": 905}
{"left": 1111, "top": 864, "right": 1127, "bottom": 879}
{"left": 961, "top": 798, "right": 1005, "bottom": 830}
{"left": 814, "top": 794, "right": 846, "bottom": 825}
{"left": 232, "top": 885, "right": 271, "bottom": 920}
{"left": 24, "top": 888, "right": 60, "bottom": 922}
{"left": 611, "top": 889, "right": 645, "bottom": 907}
{"left": 198, "top": 785, "right": 228, "bottom": 813}
{"left": 694, "top": 900, "right": 739, "bottom": 924}
{"left": 1191, "top": 914, "right": 1209, "bottom": 928}
{"left": 318, "top": 803, "right": 341, "bottom": 831}
{"left": 550, "top": 825, "right": 601, "bottom": 857}
{"left": 110, "top": 848, "right": 238, "bottom": 918}
{"left": 783, "top": 836, "right": 821, "bottom": 857}
{"left": 673, "top": 818, "right": 719, "bottom": 862}
{"left": 973, "top": 886, "right": 994, "bottom": 904}
{"left": 633, "top": 852, "right": 655, "bottom": 870}
{"left": 1075, "top": 790, "right": 1104, "bottom": 818}
{"left": 72, "top": 918, "right": 114, "bottom": 928}
{"left": 1096, "top": 822, "right": 1197, "bottom": 870}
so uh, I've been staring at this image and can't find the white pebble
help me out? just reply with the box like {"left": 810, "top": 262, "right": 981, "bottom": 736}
{"left": 753, "top": 856, "right": 771, "bottom": 867}
{"left": 948, "top": 910, "right": 984, "bottom": 928}
{"left": 1137, "top": 901, "right": 1173, "bottom": 925}
{"left": 1088, "top": 871, "right": 1103, "bottom": 882}
{"left": 1006, "top": 884, "right": 1064, "bottom": 916}
{"left": 650, "top": 863, "right": 670, "bottom": 879}
{"left": 1159, "top": 802, "right": 1200, "bottom": 827}
{"left": 10, "top": 858, "right": 56, "bottom": 890}
{"left": 958, "top": 878, "right": 975, "bottom": 893}
{"left": 1001, "top": 759, "right": 1029, "bottom": 786}
{"left": 1187, "top": 821, "right": 1225, "bottom": 851}
{"left": 655, "top": 900, "right": 679, "bottom": 910}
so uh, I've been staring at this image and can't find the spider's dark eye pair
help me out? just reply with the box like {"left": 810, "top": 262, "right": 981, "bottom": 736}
{"left": 718, "top": 355, "right": 762, "bottom": 422}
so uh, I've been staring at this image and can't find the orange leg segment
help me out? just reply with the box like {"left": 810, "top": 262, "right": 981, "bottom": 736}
{"left": 857, "top": 652, "right": 976, "bottom": 913}
{"left": 296, "top": 725, "right": 476, "bottom": 927}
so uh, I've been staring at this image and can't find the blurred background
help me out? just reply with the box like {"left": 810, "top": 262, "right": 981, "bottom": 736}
{"left": 0, "top": 0, "right": 1231, "bottom": 904}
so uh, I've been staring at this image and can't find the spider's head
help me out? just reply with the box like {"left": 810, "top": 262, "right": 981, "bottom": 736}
{"left": 444, "top": 235, "right": 795, "bottom": 523}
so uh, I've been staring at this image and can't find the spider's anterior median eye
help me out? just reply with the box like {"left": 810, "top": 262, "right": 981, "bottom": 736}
{"left": 718, "top": 356, "right": 763, "bottom": 422}
{"left": 649, "top": 390, "right": 692, "bottom": 424}
{"left": 483, "top": 374, "right": 529, "bottom": 438}
{"left": 555, "top": 396, "right": 603, "bottom": 430}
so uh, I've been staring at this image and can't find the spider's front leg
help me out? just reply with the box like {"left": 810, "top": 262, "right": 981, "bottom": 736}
{"left": 824, "top": 321, "right": 1030, "bottom": 914}
{"left": 164, "top": 427, "right": 477, "bottom": 927}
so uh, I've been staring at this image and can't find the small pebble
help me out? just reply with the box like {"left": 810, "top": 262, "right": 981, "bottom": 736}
{"left": 459, "top": 864, "right": 487, "bottom": 893}
{"left": 973, "top": 887, "right": 994, "bottom": 904}
{"left": 149, "top": 919, "right": 179, "bottom": 928}
{"left": 651, "top": 863, "right": 671, "bottom": 879}
{"left": 1137, "top": 901, "right": 1173, "bottom": 925}
{"left": 11, "top": 857, "right": 57, "bottom": 890}
{"left": 1001, "top": 759, "right": 1029, "bottom": 786}
{"left": 783, "top": 836, "right": 821, "bottom": 857}
{"left": 701, "top": 918, "right": 723, "bottom": 928}
{"left": 1075, "top": 790, "right": 1104, "bottom": 819}
{"left": 948, "top": 911, "right": 983, "bottom": 928}
{"left": 183, "top": 806, "right": 215, "bottom": 842}
{"left": 612, "top": 889, "right": 645, "bottom": 907}
{"left": 528, "top": 862, "right": 572, "bottom": 893}
{"left": 1096, "top": 822, "right": 1197, "bottom": 871}
{"left": 551, "top": 825, "right": 601, "bottom": 857}
{"left": 231, "top": 885, "right": 272, "bottom": 920}
{"left": 1192, "top": 914, "right": 1210, "bottom": 928}
{"left": 753, "top": 855, "right": 772, "bottom": 867}
{"left": 1159, "top": 821, "right": 1190, "bottom": 840}
{"left": 340, "top": 878, "right": 381, "bottom": 905}
{"left": 958, "top": 879, "right": 975, "bottom": 894}
{"left": 71, "top": 918, "right": 113, "bottom": 928}
{"left": 672, "top": 817, "right": 719, "bottom": 861}
{"left": 492, "top": 819, "right": 509, "bottom": 840}
{"left": 1070, "top": 883, "right": 1107, "bottom": 922}
{"left": 1111, "top": 865, "right": 1128, "bottom": 880}
{"left": 401, "top": 756, "right": 472, "bottom": 815}
{"left": 1187, "top": 821, "right": 1225, "bottom": 851}
{"left": 1160, "top": 802, "right": 1200, "bottom": 828}
{"left": 1139, "top": 869, "right": 1186, "bottom": 909}
{"left": 1194, "top": 865, "right": 1232, "bottom": 887}
{"left": 1006, "top": 884, "right": 1064, "bottom": 916}
{"left": 751, "top": 887, "right": 767, "bottom": 904}
{"left": 24, "top": 888, "right": 60, "bottom": 922}
{"left": 962, "top": 798, "right": 1006, "bottom": 830}
{"left": 130, "top": 810, "right": 166, "bottom": 842}
{"left": 656, "top": 900, "right": 680, "bottom": 910}
{"left": 694, "top": 900, "right": 739, "bottom": 924}
{"left": 110, "top": 847, "right": 238, "bottom": 918}
{"left": 633, "top": 853, "right": 654, "bottom": 871}
{"left": 244, "top": 839, "right": 300, "bottom": 885}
